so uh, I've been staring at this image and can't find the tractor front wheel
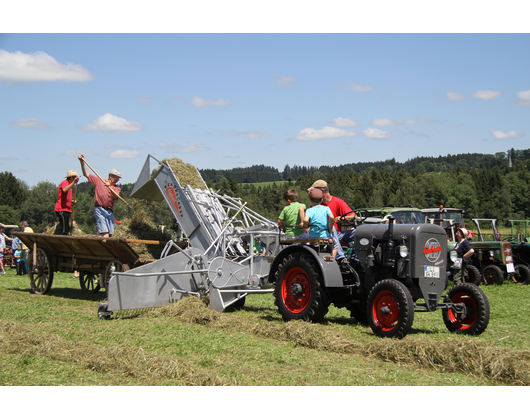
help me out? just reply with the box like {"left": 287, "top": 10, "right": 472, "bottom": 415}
{"left": 482, "top": 265, "right": 504, "bottom": 285}
{"left": 367, "top": 279, "right": 414, "bottom": 339}
{"left": 513, "top": 264, "right": 530, "bottom": 285}
{"left": 274, "top": 252, "right": 329, "bottom": 322}
{"left": 442, "top": 283, "right": 490, "bottom": 335}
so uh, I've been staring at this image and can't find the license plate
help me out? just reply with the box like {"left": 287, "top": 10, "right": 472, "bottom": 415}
{"left": 506, "top": 263, "right": 515, "bottom": 273}
{"left": 424, "top": 266, "right": 440, "bottom": 278}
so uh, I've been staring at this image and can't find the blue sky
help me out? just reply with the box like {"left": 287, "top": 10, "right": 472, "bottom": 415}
{"left": 1, "top": 6, "right": 529, "bottom": 187}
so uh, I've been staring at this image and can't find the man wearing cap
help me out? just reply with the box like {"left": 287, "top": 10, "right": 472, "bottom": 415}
{"left": 78, "top": 154, "right": 122, "bottom": 238}
{"left": 54, "top": 170, "right": 80, "bottom": 235}
{"left": 308, "top": 180, "right": 357, "bottom": 262}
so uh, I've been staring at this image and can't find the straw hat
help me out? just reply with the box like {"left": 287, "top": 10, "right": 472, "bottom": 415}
{"left": 66, "top": 170, "right": 78, "bottom": 178}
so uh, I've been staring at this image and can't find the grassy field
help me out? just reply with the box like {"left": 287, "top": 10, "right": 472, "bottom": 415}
{"left": 1, "top": 267, "right": 529, "bottom": 387}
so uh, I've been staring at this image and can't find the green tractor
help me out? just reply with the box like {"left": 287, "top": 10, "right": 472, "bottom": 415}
{"left": 421, "top": 207, "right": 516, "bottom": 286}
{"left": 503, "top": 220, "right": 530, "bottom": 285}
{"left": 355, "top": 205, "right": 424, "bottom": 225}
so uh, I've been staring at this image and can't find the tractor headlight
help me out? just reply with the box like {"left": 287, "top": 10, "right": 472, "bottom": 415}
{"left": 398, "top": 245, "right": 409, "bottom": 258}
{"left": 450, "top": 250, "right": 457, "bottom": 262}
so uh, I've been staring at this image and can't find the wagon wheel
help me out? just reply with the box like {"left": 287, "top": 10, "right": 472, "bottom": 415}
{"left": 104, "top": 259, "right": 130, "bottom": 292}
{"left": 79, "top": 271, "right": 101, "bottom": 293}
{"left": 482, "top": 265, "right": 504, "bottom": 285}
{"left": 367, "top": 279, "right": 414, "bottom": 339}
{"left": 28, "top": 248, "right": 54, "bottom": 295}
{"left": 442, "top": 283, "right": 490, "bottom": 335}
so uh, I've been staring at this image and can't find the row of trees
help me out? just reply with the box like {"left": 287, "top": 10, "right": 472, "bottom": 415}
{"left": 1, "top": 148, "right": 529, "bottom": 233}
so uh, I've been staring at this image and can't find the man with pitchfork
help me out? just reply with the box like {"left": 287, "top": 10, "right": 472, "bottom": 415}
{"left": 78, "top": 154, "right": 122, "bottom": 238}
{"left": 54, "top": 169, "right": 80, "bottom": 235}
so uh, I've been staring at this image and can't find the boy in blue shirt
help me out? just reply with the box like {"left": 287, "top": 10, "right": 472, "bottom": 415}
{"left": 14, "top": 243, "right": 25, "bottom": 276}
{"left": 298, "top": 188, "right": 338, "bottom": 259}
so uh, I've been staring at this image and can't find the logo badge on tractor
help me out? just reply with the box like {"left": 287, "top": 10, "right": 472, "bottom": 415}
{"left": 424, "top": 238, "right": 442, "bottom": 263}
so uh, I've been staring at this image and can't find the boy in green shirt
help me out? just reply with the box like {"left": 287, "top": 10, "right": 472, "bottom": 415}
{"left": 277, "top": 189, "right": 306, "bottom": 237}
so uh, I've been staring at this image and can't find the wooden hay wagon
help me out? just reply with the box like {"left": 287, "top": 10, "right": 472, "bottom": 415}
{"left": 14, "top": 232, "right": 171, "bottom": 295}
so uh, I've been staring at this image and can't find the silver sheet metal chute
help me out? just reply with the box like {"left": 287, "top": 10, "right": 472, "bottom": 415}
{"left": 98, "top": 155, "right": 279, "bottom": 319}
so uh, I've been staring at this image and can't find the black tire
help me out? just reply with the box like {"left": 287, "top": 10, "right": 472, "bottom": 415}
{"left": 442, "top": 283, "right": 490, "bottom": 335}
{"left": 482, "top": 265, "right": 504, "bottom": 285}
{"left": 349, "top": 301, "right": 368, "bottom": 324}
{"left": 29, "top": 248, "right": 54, "bottom": 295}
{"left": 464, "top": 265, "right": 482, "bottom": 286}
{"left": 513, "top": 264, "right": 530, "bottom": 285}
{"left": 273, "top": 252, "right": 329, "bottom": 322}
{"left": 367, "top": 279, "right": 414, "bottom": 339}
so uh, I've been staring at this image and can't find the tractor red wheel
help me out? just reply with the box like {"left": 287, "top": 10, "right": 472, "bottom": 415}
{"left": 367, "top": 279, "right": 414, "bottom": 339}
{"left": 274, "top": 252, "right": 329, "bottom": 322}
{"left": 442, "top": 283, "right": 490, "bottom": 335}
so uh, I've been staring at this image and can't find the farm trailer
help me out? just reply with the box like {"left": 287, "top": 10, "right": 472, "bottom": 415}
{"left": 99, "top": 155, "right": 490, "bottom": 339}
{"left": 13, "top": 232, "right": 173, "bottom": 294}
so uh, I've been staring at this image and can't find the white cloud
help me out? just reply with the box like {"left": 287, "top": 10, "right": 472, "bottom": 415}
{"left": 296, "top": 126, "right": 357, "bottom": 141}
{"left": 191, "top": 96, "right": 235, "bottom": 107}
{"left": 491, "top": 130, "right": 522, "bottom": 139}
{"left": 331, "top": 117, "right": 359, "bottom": 127}
{"left": 471, "top": 90, "right": 502, "bottom": 100}
{"left": 447, "top": 92, "right": 464, "bottom": 100}
{"left": 514, "top": 90, "right": 530, "bottom": 107}
{"left": 158, "top": 141, "right": 207, "bottom": 153}
{"left": 81, "top": 113, "right": 145, "bottom": 133}
{"left": 339, "top": 82, "right": 376, "bottom": 93}
{"left": 109, "top": 150, "right": 142, "bottom": 158}
{"left": 362, "top": 127, "right": 392, "bottom": 139}
{"left": 11, "top": 118, "right": 51, "bottom": 130}
{"left": 0, "top": 49, "right": 95, "bottom": 83}
{"left": 273, "top": 75, "right": 296, "bottom": 86}
{"left": 373, "top": 118, "right": 416, "bottom": 126}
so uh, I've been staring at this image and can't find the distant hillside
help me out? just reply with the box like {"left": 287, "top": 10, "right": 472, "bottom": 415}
{"left": 200, "top": 148, "right": 530, "bottom": 184}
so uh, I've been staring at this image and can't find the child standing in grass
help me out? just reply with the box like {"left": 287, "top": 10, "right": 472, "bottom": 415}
{"left": 277, "top": 189, "right": 306, "bottom": 238}
{"left": 14, "top": 244, "right": 25, "bottom": 276}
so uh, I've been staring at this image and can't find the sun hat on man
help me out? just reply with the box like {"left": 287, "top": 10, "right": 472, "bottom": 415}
{"left": 308, "top": 179, "right": 328, "bottom": 191}
{"left": 109, "top": 169, "right": 121, "bottom": 178}
{"left": 65, "top": 170, "right": 78, "bottom": 178}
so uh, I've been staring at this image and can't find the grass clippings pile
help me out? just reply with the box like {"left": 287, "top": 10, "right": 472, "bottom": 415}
{"left": 148, "top": 296, "right": 530, "bottom": 385}
{"left": 152, "top": 157, "right": 208, "bottom": 190}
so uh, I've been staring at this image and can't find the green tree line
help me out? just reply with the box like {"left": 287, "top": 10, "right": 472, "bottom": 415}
{"left": 1, "top": 148, "right": 529, "bottom": 233}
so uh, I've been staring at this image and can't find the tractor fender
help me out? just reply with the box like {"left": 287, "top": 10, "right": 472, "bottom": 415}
{"left": 269, "top": 244, "right": 344, "bottom": 288}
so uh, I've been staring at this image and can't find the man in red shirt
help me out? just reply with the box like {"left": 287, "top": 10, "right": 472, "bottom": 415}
{"left": 78, "top": 154, "right": 122, "bottom": 238}
{"left": 308, "top": 179, "right": 357, "bottom": 261}
{"left": 54, "top": 170, "right": 79, "bottom": 235}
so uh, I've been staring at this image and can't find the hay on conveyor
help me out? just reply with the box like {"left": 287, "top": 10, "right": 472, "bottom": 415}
{"left": 152, "top": 157, "right": 208, "bottom": 190}
{"left": 112, "top": 199, "right": 172, "bottom": 260}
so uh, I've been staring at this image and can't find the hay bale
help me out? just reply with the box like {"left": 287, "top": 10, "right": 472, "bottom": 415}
{"left": 152, "top": 157, "right": 208, "bottom": 190}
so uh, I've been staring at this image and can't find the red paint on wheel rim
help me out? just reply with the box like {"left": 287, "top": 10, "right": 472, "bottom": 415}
{"left": 447, "top": 292, "right": 478, "bottom": 330}
{"left": 372, "top": 290, "right": 400, "bottom": 331}
{"left": 282, "top": 267, "right": 311, "bottom": 313}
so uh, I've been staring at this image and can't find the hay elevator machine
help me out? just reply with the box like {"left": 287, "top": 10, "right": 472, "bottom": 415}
{"left": 98, "top": 155, "right": 279, "bottom": 319}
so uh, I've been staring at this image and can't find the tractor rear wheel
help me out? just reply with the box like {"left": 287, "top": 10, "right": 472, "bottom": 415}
{"left": 482, "top": 265, "right": 504, "bottom": 285}
{"left": 442, "top": 283, "right": 490, "bottom": 335}
{"left": 513, "top": 264, "right": 530, "bottom": 285}
{"left": 274, "top": 252, "right": 329, "bottom": 322}
{"left": 367, "top": 279, "right": 414, "bottom": 339}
